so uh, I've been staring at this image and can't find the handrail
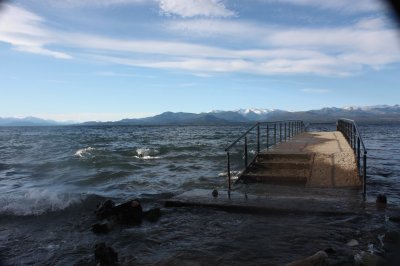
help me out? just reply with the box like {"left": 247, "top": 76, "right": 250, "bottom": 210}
{"left": 224, "top": 120, "right": 306, "bottom": 193}
{"left": 336, "top": 118, "right": 368, "bottom": 198}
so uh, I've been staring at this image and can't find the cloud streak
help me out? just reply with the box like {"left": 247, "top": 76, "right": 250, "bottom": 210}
{"left": 1, "top": 3, "right": 399, "bottom": 77}
{"left": 159, "top": 0, "right": 234, "bottom": 18}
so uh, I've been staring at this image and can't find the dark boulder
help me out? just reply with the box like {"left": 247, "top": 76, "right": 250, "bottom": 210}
{"left": 94, "top": 243, "right": 118, "bottom": 266}
{"left": 95, "top": 199, "right": 115, "bottom": 220}
{"left": 112, "top": 199, "right": 143, "bottom": 225}
{"left": 91, "top": 222, "right": 110, "bottom": 234}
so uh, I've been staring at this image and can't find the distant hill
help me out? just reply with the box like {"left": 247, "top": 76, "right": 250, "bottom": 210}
{"left": 81, "top": 105, "right": 400, "bottom": 125}
{"left": 0, "top": 117, "right": 66, "bottom": 126}
{"left": 2, "top": 105, "right": 400, "bottom": 126}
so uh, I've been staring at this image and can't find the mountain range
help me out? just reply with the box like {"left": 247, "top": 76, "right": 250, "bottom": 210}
{"left": 1, "top": 105, "right": 399, "bottom": 126}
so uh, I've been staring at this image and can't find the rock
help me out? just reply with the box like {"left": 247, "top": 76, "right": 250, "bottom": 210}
{"left": 95, "top": 199, "right": 115, "bottom": 220}
{"left": 376, "top": 194, "right": 387, "bottom": 209}
{"left": 143, "top": 207, "right": 161, "bottom": 222}
{"left": 324, "top": 247, "right": 336, "bottom": 254}
{"left": 113, "top": 199, "right": 143, "bottom": 225}
{"left": 347, "top": 239, "right": 359, "bottom": 247}
{"left": 384, "top": 231, "right": 400, "bottom": 245}
{"left": 91, "top": 222, "right": 110, "bottom": 234}
{"left": 212, "top": 189, "right": 218, "bottom": 198}
{"left": 354, "top": 251, "right": 386, "bottom": 266}
{"left": 286, "top": 251, "right": 329, "bottom": 266}
{"left": 94, "top": 242, "right": 118, "bottom": 266}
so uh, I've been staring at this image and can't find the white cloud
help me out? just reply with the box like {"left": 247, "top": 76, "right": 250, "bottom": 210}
{"left": 1, "top": 3, "right": 399, "bottom": 77}
{"left": 301, "top": 88, "right": 331, "bottom": 94}
{"left": 159, "top": 0, "right": 234, "bottom": 17}
{"left": 0, "top": 4, "right": 71, "bottom": 59}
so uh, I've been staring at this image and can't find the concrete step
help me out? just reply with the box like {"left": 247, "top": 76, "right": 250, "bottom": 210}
{"left": 240, "top": 173, "right": 307, "bottom": 185}
{"left": 256, "top": 152, "right": 313, "bottom": 163}
{"left": 251, "top": 161, "right": 310, "bottom": 170}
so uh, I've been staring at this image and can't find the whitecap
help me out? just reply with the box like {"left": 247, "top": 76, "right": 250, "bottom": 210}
{"left": 134, "top": 148, "right": 160, "bottom": 160}
{"left": 74, "top": 147, "right": 95, "bottom": 158}
{"left": 133, "top": 155, "right": 160, "bottom": 160}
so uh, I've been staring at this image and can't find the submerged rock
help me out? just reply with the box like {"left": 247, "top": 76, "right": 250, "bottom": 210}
{"left": 212, "top": 189, "right": 218, "bottom": 198}
{"left": 376, "top": 194, "right": 387, "bottom": 209}
{"left": 94, "top": 242, "right": 118, "bottom": 266}
{"left": 286, "top": 251, "right": 328, "bottom": 266}
{"left": 143, "top": 207, "right": 161, "bottom": 222}
{"left": 91, "top": 222, "right": 110, "bottom": 234}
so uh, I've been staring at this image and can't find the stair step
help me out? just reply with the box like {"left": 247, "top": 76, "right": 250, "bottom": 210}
{"left": 257, "top": 153, "right": 312, "bottom": 162}
{"left": 245, "top": 168, "right": 310, "bottom": 178}
{"left": 251, "top": 161, "right": 310, "bottom": 170}
{"left": 240, "top": 174, "right": 307, "bottom": 185}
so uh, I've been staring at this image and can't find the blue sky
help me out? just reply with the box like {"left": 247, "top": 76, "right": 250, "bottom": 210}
{"left": 0, "top": 0, "right": 399, "bottom": 122}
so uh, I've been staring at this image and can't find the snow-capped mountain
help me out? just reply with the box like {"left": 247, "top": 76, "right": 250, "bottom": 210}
{"left": 3, "top": 105, "right": 400, "bottom": 126}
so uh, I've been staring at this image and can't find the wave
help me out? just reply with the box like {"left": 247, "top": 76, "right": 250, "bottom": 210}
{"left": 0, "top": 188, "right": 85, "bottom": 216}
{"left": 74, "top": 147, "right": 96, "bottom": 158}
{"left": 218, "top": 170, "right": 242, "bottom": 179}
{"left": 134, "top": 148, "right": 160, "bottom": 160}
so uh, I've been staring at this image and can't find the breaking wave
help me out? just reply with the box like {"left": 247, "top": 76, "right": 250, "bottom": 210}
{"left": 134, "top": 148, "right": 160, "bottom": 160}
{"left": 0, "top": 188, "right": 84, "bottom": 216}
{"left": 74, "top": 147, "right": 96, "bottom": 158}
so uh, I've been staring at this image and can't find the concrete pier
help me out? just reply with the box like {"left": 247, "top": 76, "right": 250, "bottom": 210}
{"left": 166, "top": 131, "right": 363, "bottom": 214}
{"left": 241, "top": 131, "right": 361, "bottom": 187}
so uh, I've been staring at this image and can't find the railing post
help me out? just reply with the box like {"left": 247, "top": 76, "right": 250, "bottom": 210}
{"left": 244, "top": 136, "right": 248, "bottom": 168}
{"left": 357, "top": 138, "right": 360, "bottom": 169}
{"left": 284, "top": 122, "right": 287, "bottom": 141}
{"left": 363, "top": 151, "right": 367, "bottom": 198}
{"left": 274, "top": 123, "right": 276, "bottom": 145}
{"left": 279, "top": 123, "right": 282, "bottom": 142}
{"left": 227, "top": 151, "right": 231, "bottom": 192}
{"left": 257, "top": 123, "right": 260, "bottom": 153}
{"left": 266, "top": 124, "right": 269, "bottom": 150}
{"left": 353, "top": 125, "right": 356, "bottom": 151}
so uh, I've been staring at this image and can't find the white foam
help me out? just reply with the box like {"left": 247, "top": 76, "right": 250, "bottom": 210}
{"left": 0, "top": 188, "right": 83, "bottom": 216}
{"left": 133, "top": 155, "right": 160, "bottom": 160}
{"left": 135, "top": 148, "right": 160, "bottom": 160}
{"left": 218, "top": 171, "right": 242, "bottom": 179}
{"left": 74, "top": 147, "right": 95, "bottom": 158}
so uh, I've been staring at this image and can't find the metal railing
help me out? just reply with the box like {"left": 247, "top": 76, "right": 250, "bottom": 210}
{"left": 224, "top": 120, "right": 306, "bottom": 192}
{"left": 336, "top": 118, "right": 367, "bottom": 198}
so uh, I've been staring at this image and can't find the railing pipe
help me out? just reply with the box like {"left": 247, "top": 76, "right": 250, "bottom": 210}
{"left": 266, "top": 124, "right": 269, "bottom": 150}
{"left": 257, "top": 124, "right": 260, "bottom": 153}
{"left": 244, "top": 136, "right": 248, "bottom": 168}
{"left": 227, "top": 151, "right": 231, "bottom": 191}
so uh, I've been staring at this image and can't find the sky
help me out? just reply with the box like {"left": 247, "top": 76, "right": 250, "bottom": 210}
{"left": 0, "top": 0, "right": 399, "bottom": 122}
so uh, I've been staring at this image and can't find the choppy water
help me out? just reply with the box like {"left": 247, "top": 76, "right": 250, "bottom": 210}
{"left": 0, "top": 124, "right": 399, "bottom": 265}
